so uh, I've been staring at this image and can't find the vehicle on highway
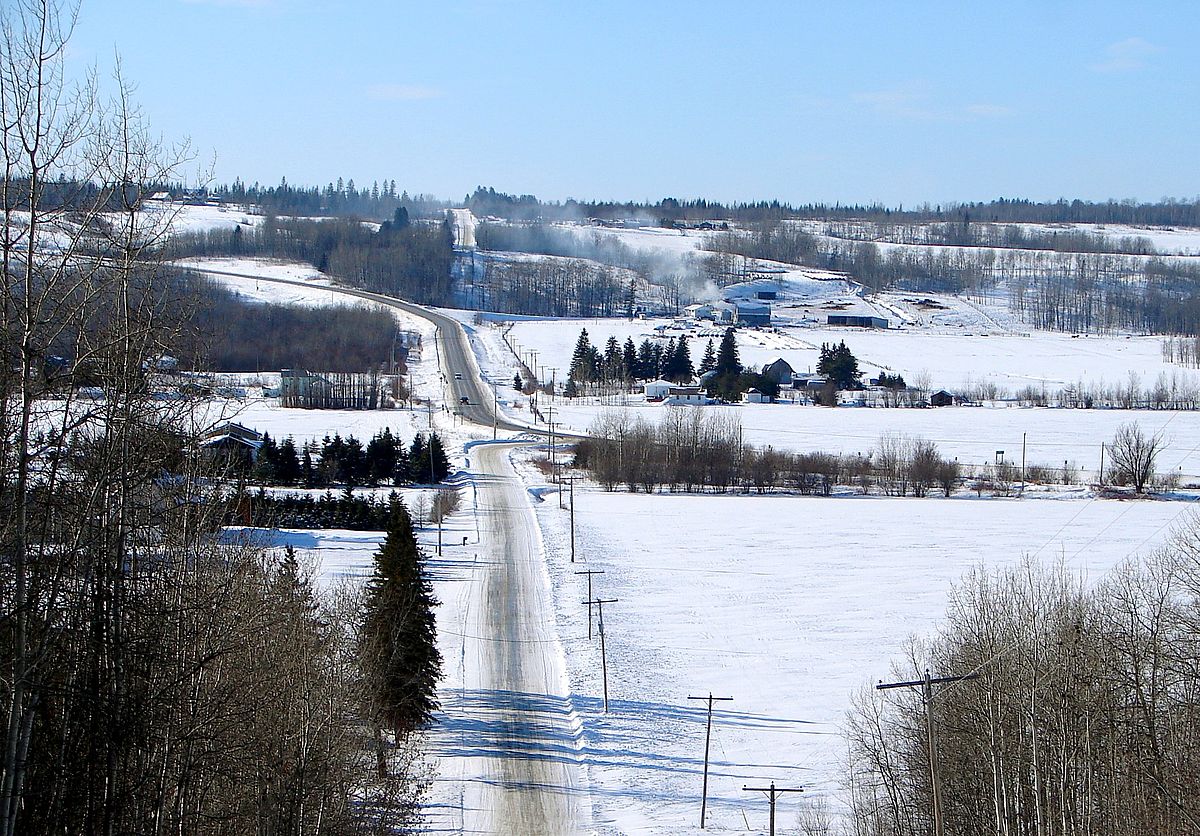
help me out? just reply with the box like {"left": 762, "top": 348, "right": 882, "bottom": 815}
{"left": 454, "top": 372, "right": 462, "bottom": 379}
{"left": 460, "top": 395, "right": 470, "bottom": 404}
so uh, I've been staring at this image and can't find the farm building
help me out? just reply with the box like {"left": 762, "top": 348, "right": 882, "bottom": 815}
{"left": 761, "top": 358, "right": 795, "bottom": 385}
{"left": 734, "top": 301, "right": 771, "bottom": 326}
{"left": 642, "top": 379, "right": 675, "bottom": 400}
{"left": 743, "top": 388, "right": 771, "bottom": 404}
{"left": 929, "top": 389, "right": 965, "bottom": 407}
{"left": 827, "top": 314, "right": 889, "bottom": 329}
{"left": 664, "top": 386, "right": 709, "bottom": 405}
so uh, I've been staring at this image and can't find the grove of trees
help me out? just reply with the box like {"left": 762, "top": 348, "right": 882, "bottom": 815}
{"left": 0, "top": 4, "right": 429, "bottom": 832}
{"left": 848, "top": 541, "right": 1200, "bottom": 836}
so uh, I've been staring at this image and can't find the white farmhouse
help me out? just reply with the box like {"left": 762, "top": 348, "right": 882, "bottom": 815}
{"left": 642, "top": 379, "right": 675, "bottom": 400}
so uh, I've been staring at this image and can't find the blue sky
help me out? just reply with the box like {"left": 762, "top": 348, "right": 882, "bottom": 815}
{"left": 68, "top": 0, "right": 1199, "bottom": 206}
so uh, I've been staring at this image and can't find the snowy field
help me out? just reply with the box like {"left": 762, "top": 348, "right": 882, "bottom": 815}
{"left": 498, "top": 314, "right": 1183, "bottom": 393}
{"left": 518, "top": 459, "right": 1193, "bottom": 833}
{"left": 193, "top": 254, "right": 1200, "bottom": 832}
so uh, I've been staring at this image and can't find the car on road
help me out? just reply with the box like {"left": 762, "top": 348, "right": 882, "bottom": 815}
{"left": 460, "top": 396, "right": 470, "bottom": 404}
{"left": 454, "top": 372, "right": 462, "bottom": 379}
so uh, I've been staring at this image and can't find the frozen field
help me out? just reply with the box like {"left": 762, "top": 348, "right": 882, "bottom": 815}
{"left": 519, "top": 462, "right": 1193, "bottom": 833}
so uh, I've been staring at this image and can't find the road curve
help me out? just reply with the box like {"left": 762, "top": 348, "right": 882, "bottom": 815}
{"left": 187, "top": 266, "right": 587, "bottom": 833}
{"left": 182, "top": 266, "right": 530, "bottom": 433}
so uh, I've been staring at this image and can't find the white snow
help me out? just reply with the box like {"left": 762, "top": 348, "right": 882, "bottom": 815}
{"left": 519, "top": 465, "right": 1194, "bottom": 833}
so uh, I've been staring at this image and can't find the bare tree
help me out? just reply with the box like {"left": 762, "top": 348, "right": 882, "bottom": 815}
{"left": 1107, "top": 421, "right": 1162, "bottom": 493}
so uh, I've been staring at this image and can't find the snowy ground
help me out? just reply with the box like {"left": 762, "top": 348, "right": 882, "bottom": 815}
{"left": 196, "top": 255, "right": 1200, "bottom": 833}
{"left": 515, "top": 454, "right": 1193, "bottom": 833}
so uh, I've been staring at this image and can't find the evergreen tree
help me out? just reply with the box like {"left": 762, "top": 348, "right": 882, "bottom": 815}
{"left": 564, "top": 378, "right": 579, "bottom": 398}
{"left": 513, "top": 372, "right": 523, "bottom": 391}
{"left": 275, "top": 436, "right": 302, "bottom": 485}
{"left": 603, "top": 336, "right": 622, "bottom": 382}
{"left": 568, "top": 328, "right": 595, "bottom": 382}
{"left": 715, "top": 327, "right": 742, "bottom": 375}
{"left": 339, "top": 435, "right": 366, "bottom": 486}
{"left": 359, "top": 503, "right": 442, "bottom": 734}
{"left": 636, "top": 339, "right": 656, "bottom": 379}
{"left": 365, "top": 428, "right": 398, "bottom": 485}
{"left": 409, "top": 434, "right": 427, "bottom": 482}
{"left": 427, "top": 432, "right": 451, "bottom": 482}
{"left": 622, "top": 337, "right": 638, "bottom": 380}
{"left": 252, "top": 432, "right": 279, "bottom": 483}
{"left": 393, "top": 444, "right": 412, "bottom": 484}
{"left": 671, "top": 336, "right": 694, "bottom": 383}
{"left": 817, "top": 340, "right": 861, "bottom": 388}
{"left": 698, "top": 338, "right": 717, "bottom": 375}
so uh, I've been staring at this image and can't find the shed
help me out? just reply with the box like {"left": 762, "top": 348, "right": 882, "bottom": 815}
{"left": 743, "top": 388, "right": 771, "bottom": 404}
{"left": 827, "top": 314, "right": 889, "bottom": 329}
{"left": 930, "top": 389, "right": 959, "bottom": 407}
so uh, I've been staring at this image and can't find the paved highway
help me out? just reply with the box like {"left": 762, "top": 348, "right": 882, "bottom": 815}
{"left": 190, "top": 266, "right": 585, "bottom": 834}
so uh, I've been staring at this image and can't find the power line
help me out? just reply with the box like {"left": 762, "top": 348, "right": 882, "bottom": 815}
{"left": 687, "top": 692, "right": 733, "bottom": 829}
{"left": 742, "top": 781, "right": 803, "bottom": 836}
{"left": 877, "top": 669, "right": 979, "bottom": 836}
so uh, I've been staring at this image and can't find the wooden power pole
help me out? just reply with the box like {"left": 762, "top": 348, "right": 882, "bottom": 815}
{"left": 574, "top": 569, "right": 605, "bottom": 640}
{"left": 877, "top": 669, "right": 979, "bottom": 836}
{"left": 688, "top": 692, "right": 733, "bottom": 828}
{"left": 742, "top": 781, "right": 803, "bottom": 836}
{"left": 584, "top": 597, "right": 617, "bottom": 712}
{"left": 569, "top": 474, "right": 576, "bottom": 563}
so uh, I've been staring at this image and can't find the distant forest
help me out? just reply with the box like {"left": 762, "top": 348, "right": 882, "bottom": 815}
{"left": 461, "top": 185, "right": 1200, "bottom": 228}
{"left": 177, "top": 274, "right": 404, "bottom": 372}
{"left": 174, "top": 180, "right": 1200, "bottom": 229}
{"left": 170, "top": 213, "right": 455, "bottom": 306}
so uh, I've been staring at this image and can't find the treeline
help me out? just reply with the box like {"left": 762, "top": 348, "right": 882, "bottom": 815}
{"left": 171, "top": 213, "right": 455, "bottom": 305}
{"left": 251, "top": 429, "right": 453, "bottom": 487}
{"left": 848, "top": 546, "right": 1200, "bottom": 836}
{"left": 208, "top": 176, "right": 450, "bottom": 219}
{"left": 576, "top": 412, "right": 967, "bottom": 496}
{"left": 567, "top": 328, "right": 694, "bottom": 392}
{"left": 180, "top": 273, "right": 404, "bottom": 372}
{"left": 815, "top": 219, "right": 1158, "bottom": 256}
{"left": 464, "top": 185, "right": 1200, "bottom": 227}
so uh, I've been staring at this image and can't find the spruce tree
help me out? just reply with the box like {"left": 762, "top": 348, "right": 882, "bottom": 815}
{"left": 622, "top": 337, "right": 638, "bottom": 380}
{"left": 636, "top": 339, "right": 656, "bottom": 379}
{"left": 698, "top": 339, "right": 717, "bottom": 375}
{"left": 359, "top": 504, "right": 442, "bottom": 734}
{"left": 672, "top": 336, "right": 694, "bottom": 382}
{"left": 427, "top": 432, "right": 451, "bottom": 482}
{"left": 276, "top": 436, "right": 302, "bottom": 485}
{"left": 715, "top": 327, "right": 741, "bottom": 375}
{"left": 568, "top": 328, "right": 595, "bottom": 383}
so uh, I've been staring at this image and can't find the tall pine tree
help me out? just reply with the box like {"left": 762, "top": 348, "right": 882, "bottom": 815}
{"left": 359, "top": 504, "right": 442, "bottom": 735}
{"left": 698, "top": 338, "right": 717, "bottom": 375}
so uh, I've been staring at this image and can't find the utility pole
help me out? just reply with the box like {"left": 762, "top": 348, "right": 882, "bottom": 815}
{"left": 569, "top": 474, "right": 576, "bottom": 563}
{"left": 877, "top": 669, "right": 979, "bottom": 836}
{"left": 492, "top": 381, "right": 498, "bottom": 440}
{"left": 426, "top": 398, "right": 432, "bottom": 429}
{"left": 584, "top": 598, "right": 617, "bottom": 712}
{"left": 688, "top": 692, "right": 733, "bottom": 828}
{"left": 742, "top": 781, "right": 803, "bottom": 836}
{"left": 1021, "top": 431, "right": 1027, "bottom": 492}
{"left": 1099, "top": 442, "right": 1106, "bottom": 486}
{"left": 575, "top": 569, "right": 605, "bottom": 639}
